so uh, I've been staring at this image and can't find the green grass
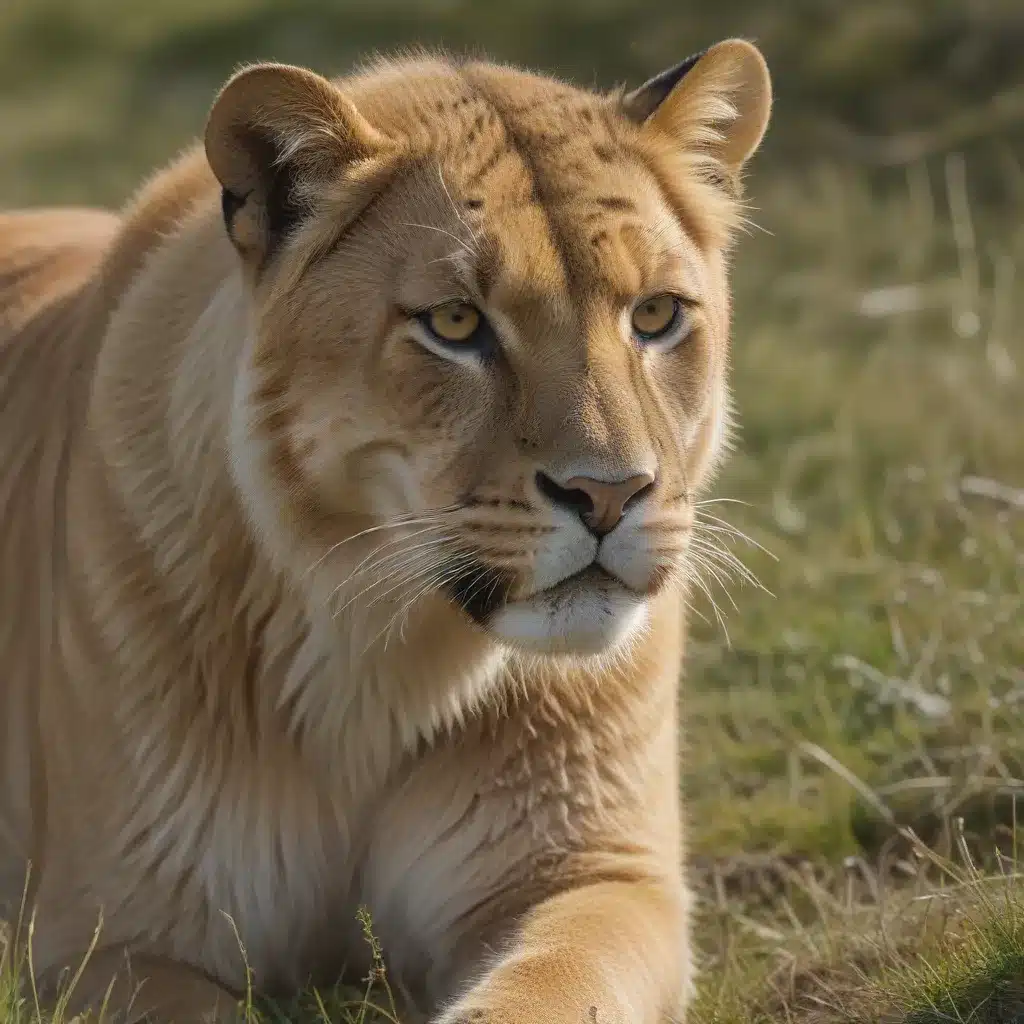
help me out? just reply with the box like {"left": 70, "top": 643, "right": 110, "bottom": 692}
{"left": 2, "top": 0, "right": 1023, "bottom": 1021}
{"left": 681, "top": 152, "right": 1024, "bottom": 1021}
{"left": 691, "top": 826, "right": 1024, "bottom": 1023}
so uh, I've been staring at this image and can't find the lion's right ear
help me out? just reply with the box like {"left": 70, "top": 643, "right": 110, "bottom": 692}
{"left": 621, "top": 40, "right": 771, "bottom": 192}
{"left": 205, "top": 63, "right": 386, "bottom": 265}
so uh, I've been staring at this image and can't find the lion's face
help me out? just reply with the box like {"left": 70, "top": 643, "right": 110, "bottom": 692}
{"left": 210, "top": 50, "right": 770, "bottom": 656}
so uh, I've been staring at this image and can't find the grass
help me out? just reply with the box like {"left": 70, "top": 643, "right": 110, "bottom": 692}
{"left": 691, "top": 824, "right": 1024, "bottom": 1023}
{"left": 1, "top": 0, "right": 1023, "bottom": 1020}
{"left": 676, "top": 154, "right": 1024, "bottom": 1020}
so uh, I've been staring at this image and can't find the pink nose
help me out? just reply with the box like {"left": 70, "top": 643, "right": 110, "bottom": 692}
{"left": 536, "top": 471, "right": 656, "bottom": 536}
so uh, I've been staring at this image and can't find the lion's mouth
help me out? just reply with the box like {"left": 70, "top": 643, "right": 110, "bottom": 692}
{"left": 442, "top": 559, "right": 619, "bottom": 621}
{"left": 531, "top": 560, "right": 674, "bottom": 606}
{"left": 533, "top": 563, "right": 629, "bottom": 600}
{"left": 442, "top": 552, "right": 669, "bottom": 627}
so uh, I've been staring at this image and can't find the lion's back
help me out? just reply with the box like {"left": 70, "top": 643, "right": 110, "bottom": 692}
{"left": 0, "top": 155, "right": 217, "bottom": 919}
{"left": 0, "top": 206, "right": 117, "bottom": 918}
{"left": 0, "top": 208, "right": 118, "bottom": 327}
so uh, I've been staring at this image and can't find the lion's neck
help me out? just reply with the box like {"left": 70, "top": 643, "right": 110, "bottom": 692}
{"left": 81, "top": 199, "right": 504, "bottom": 795}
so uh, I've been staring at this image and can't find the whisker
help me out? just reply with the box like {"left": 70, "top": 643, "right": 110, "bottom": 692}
{"left": 373, "top": 557, "right": 483, "bottom": 654}
{"left": 694, "top": 497, "right": 753, "bottom": 508}
{"left": 693, "top": 511, "right": 778, "bottom": 561}
{"left": 360, "top": 545, "right": 463, "bottom": 609}
{"left": 692, "top": 530, "right": 772, "bottom": 590}
{"left": 332, "top": 544, "right": 446, "bottom": 617}
{"left": 684, "top": 566, "right": 731, "bottom": 646}
{"left": 437, "top": 167, "right": 481, "bottom": 248}
{"left": 401, "top": 221, "right": 476, "bottom": 256}
{"left": 335, "top": 544, "right": 467, "bottom": 618}
{"left": 304, "top": 507, "right": 460, "bottom": 575}
{"left": 479, "top": 569, "right": 506, "bottom": 619}
{"left": 321, "top": 505, "right": 467, "bottom": 615}
{"left": 427, "top": 251, "right": 470, "bottom": 269}
{"left": 687, "top": 552, "right": 740, "bottom": 613}
{"left": 689, "top": 534, "right": 771, "bottom": 594}
{"left": 342, "top": 524, "right": 453, "bottom": 584}
{"left": 735, "top": 213, "right": 772, "bottom": 238}
{"left": 328, "top": 538, "right": 444, "bottom": 611}
{"left": 688, "top": 538, "right": 749, "bottom": 581}
{"left": 450, "top": 561, "right": 499, "bottom": 620}
{"left": 388, "top": 572, "right": 446, "bottom": 647}
{"left": 682, "top": 596, "right": 711, "bottom": 627}
{"left": 365, "top": 549, "right": 474, "bottom": 613}
{"left": 385, "top": 558, "right": 483, "bottom": 649}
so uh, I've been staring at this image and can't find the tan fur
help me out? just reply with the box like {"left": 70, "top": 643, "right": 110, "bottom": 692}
{"left": 0, "top": 42, "right": 770, "bottom": 1023}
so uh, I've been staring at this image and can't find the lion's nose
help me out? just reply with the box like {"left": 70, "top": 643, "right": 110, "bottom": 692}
{"left": 535, "top": 470, "right": 656, "bottom": 537}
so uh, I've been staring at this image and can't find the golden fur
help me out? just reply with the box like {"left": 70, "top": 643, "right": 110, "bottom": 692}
{"left": 0, "top": 41, "right": 770, "bottom": 1023}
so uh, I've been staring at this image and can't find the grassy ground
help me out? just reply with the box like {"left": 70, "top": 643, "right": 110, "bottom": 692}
{"left": 682, "top": 157, "right": 1024, "bottom": 1020}
{"left": 2, "top": 0, "right": 1023, "bottom": 1020}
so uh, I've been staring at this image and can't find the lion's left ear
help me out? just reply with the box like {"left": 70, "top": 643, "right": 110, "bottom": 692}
{"left": 205, "top": 62, "right": 387, "bottom": 265}
{"left": 622, "top": 39, "right": 772, "bottom": 181}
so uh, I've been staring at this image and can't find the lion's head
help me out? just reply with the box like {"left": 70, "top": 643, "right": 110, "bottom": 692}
{"left": 204, "top": 44, "right": 771, "bottom": 657}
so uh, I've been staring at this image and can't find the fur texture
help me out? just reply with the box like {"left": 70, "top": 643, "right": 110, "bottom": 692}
{"left": 0, "top": 42, "right": 770, "bottom": 1023}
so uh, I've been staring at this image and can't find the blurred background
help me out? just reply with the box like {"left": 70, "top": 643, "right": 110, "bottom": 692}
{"left": 2, "top": 1, "right": 1022, "bottom": 1019}
{"left": 1, "top": 0, "right": 1023, "bottom": 203}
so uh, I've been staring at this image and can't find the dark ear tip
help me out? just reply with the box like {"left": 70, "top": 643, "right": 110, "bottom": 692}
{"left": 621, "top": 49, "right": 707, "bottom": 124}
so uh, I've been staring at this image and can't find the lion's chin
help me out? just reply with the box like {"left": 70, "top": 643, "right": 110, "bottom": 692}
{"left": 484, "top": 566, "right": 649, "bottom": 657}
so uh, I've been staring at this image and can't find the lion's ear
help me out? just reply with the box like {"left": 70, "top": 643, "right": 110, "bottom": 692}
{"left": 205, "top": 62, "right": 386, "bottom": 264}
{"left": 622, "top": 40, "right": 771, "bottom": 184}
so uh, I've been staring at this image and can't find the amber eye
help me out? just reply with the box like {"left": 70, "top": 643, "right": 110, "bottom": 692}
{"left": 425, "top": 301, "right": 481, "bottom": 344}
{"left": 631, "top": 294, "right": 680, "bottom": 339}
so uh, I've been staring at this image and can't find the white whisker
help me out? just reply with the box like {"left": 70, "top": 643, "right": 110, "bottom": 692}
{"left": 693, "top": 510, "right": 778, "bottom": 561}
{"left": 402, "top": 221, "right": 476, "bottom": 257}
{"left": 685, "top": 566, "right": 731, "bottom": 646}
{"left": 304, "top": 506, "right": 460, "bottom": 576}
{"left": 694, "top": 497, "right": 753, "bottom": 508}
{"left": 341, "top": 524, "right": 453, "bottom": 586}
{"left": 365, "top": 549, "right": 473, "bottom": 613}
{"left": 385, "top": 560, "right": 479, "bottom": 650}
{"left": 333, "top": 543, "right": 465, "bottom": 619}
{"left": 373, "top": 557, "right": 482, "bottom": 654}
{"left": 437, "top": 166, "right": 481, "bottom": 248}
{"left": 687, "top": 552, "right": 740, "bottom": 613}
{"left": 689, "top": 534, "right": 771, "bottom": 595}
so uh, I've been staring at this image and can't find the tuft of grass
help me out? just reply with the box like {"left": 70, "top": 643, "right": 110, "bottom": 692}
{"left": 0, "top": 912, "right": 400, "bottom": 1024}
{"left": 256, "top": 909, "right": 399, "bottom": 1024}
{"left": 689, "top": 820, "right": 1024, "bottom": 1023}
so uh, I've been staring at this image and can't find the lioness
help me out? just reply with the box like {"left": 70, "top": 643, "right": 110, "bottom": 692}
{"left": 0, "top": 39, "right": 770, "bottom": 1023}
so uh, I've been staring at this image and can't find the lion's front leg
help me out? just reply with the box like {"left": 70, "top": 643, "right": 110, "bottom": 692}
{"left": 433, "top": 876, "right": 693, "bottom": 1024}
{"left": 367, "top": 607, "right": 691, "bottom": 1024}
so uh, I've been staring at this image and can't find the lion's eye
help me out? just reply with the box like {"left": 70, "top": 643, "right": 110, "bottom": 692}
{"left": 631, "top": 294, "right": 680, "bottom": 339}
{"left": 425, "top": 301, "right": 481, "bottom": 344}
